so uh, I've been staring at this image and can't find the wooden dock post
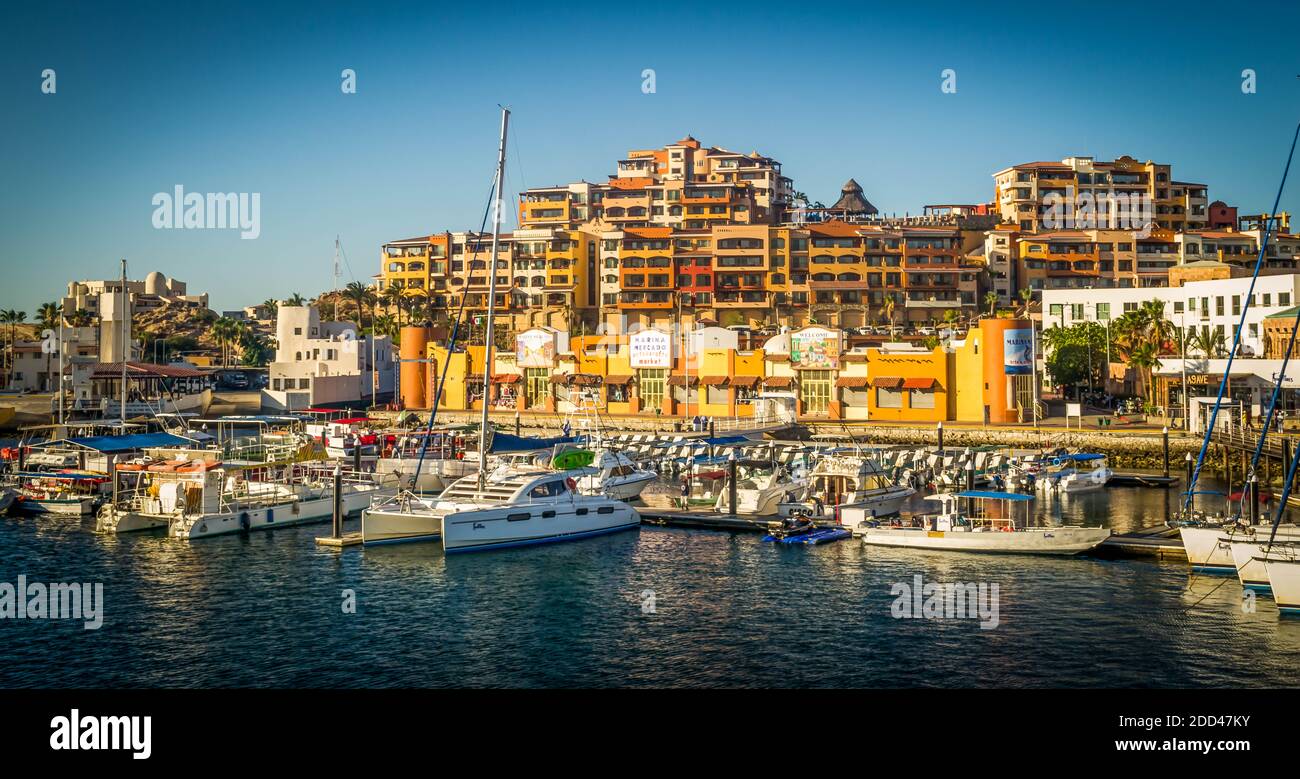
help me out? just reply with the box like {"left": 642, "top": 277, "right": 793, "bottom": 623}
{"left": 1162, "top": 426, "right": 1169, "bottom": 477}
{"left": 727, "top": 450, "right": 737, "bottom": 517}
{"left": 937, "top": 421, "right": 944, "bottom": 454}
{"left": 331, "top": 465, "right": 342, "bottom": 539}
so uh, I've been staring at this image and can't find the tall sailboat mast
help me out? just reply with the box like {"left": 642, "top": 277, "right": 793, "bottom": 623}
{"left": 120, "top": 258, "right": 128, "bottom": 424}
{"left": 478, "top": 106, "right": 510, "bottom": 489}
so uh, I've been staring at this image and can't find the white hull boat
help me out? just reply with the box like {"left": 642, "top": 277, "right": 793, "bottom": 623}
{"left": 364, "top": 468, "right": 640, "bottom": 552}
{"left": 1036, "top": 454, "right": 1113, "bottom": 494}
{"left": 170, "top": 483, "right": 387, "bottom": 539}
{"left": 861, "top": 490, "right": 1109, "bottom": 555}
{"left": 573, "top": 449, "right": 656, "bottom": 502}
{"left": 1261, "top": 552, "right": 1300, "bottom": 612}
{"left": 1180, "top": 523, "right": 1300, "bottom": 572}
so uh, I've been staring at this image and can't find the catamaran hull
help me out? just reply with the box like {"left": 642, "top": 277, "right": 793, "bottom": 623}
{"left": 98, "top": 510, "right": 170, "bottom": 533}
{"left": 362, "top": 502, "right": 442, "bottom": 545}
{"left": 170, "top": 486, "right": 395, "bottom": 539}
{"left": 862, "top": 526, "right": 1110, "bottom": 555}
{"left": 441, "top": 503, "right": 640, "bottom": 553}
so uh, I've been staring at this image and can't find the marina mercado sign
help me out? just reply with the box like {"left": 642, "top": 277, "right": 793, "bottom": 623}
{"left": 629, "top": 329, "right": 672, "bottom": 369}
{"left": 789, "top": 326, "right": 841, "bottom": 370}
{"left": 1003, "top": 328, "right": 1033, "bottom": 375}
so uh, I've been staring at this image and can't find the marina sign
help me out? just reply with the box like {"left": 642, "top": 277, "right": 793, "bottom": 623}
{"left": 1003, "top": 328, "right": 1033, "bottom": 375}
{"left": 629, "top": 329, "right": 672, "bottom": 368}
{"left": 790, "top": 326, "right": 841, "bottom": 370}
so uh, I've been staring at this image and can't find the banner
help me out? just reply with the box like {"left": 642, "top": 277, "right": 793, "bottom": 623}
{"left": 515, "top": 329, "right": 555, "bottom": 368}
{"left": 1003, "top": 328, "right": 1033, "bottom": 375}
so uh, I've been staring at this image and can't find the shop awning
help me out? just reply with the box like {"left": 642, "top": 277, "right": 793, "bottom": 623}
{"left": 570, "top": 374, "right": 601, "bottom": 386}
{"left": 730, "top": 376, "right": 761, "bottom": 388}
{"left": 871, "top": 377, "right": 904, "bottom": 388}
{"left": 763, "top": 376, "right": 794, "bottom": 388}
{"left": 549, "top": 374, "right": 569, "bottom": 384}
{"left": 667, "top": 375, "right": 699, "bottom": 387}
{"left": 604, "top": 375, "right": 634, "bottom": 386}
{"left": 836, "top": 376, "right": 870, "bottom": 388}
{"left": 902, "top": 377, "right": 939, "bottom": 390}
{"left": 701, "top": 376, "right": 729, "bottom": 386}
{"left": 491, "top": 374, "right": 520, "bottom": 384}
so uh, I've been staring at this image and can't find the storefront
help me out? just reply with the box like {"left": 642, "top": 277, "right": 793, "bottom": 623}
{"left": 787, "top": 326, "right": 842, "bottom": 417}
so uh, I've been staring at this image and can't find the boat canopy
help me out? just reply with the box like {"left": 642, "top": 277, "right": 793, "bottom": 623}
{"left": 489, "top": 432, "right": 576, "bottom": 453}
{"left": 50, "top": 432, "right": 195, "bottom": 453}
{"left": 927, "top": 490, "right": 1033, "bottom": 502}
{"left": 1053, "top": 453, "right": 1106, "bottom": 464}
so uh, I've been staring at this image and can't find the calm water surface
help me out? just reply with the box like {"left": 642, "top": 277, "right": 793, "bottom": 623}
{"left": 2, "top": 478, "right": 1300, "bottom": 688}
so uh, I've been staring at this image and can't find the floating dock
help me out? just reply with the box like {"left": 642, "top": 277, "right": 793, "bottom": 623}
{"left": 640, "top": 509, "right": 780, "bottom": 533}
{"left": 1109, "top": 473, "right": 1179, "bottom": 488}
{"left": 1093, "top": 525, "right": 1186, "bottom": 560}
{"left": 315, "top": 532, "right": 364, "bottom": 548}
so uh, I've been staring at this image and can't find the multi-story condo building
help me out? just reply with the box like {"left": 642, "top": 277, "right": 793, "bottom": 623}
{"left": 994, "top": 156, "right": 1209, "bottom": 233}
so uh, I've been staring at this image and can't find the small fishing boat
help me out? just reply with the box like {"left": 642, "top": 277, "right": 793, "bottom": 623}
{"left": 1035, "top": 453, "right": 1113, "bottom": 494}
{"left": 861, "top": 491, "right": 1110, "bottom": 555}
{"left": 785, "top": 452, "right": 914, "bottom": 523}
{"left": 717, "top": 459, "right": 807, "bottom": 515}
{"left": 12, "top": 472, "right": 106, "bottom": 515}
{"left": 572, "top": 448, "right": 656, "bottom": 502}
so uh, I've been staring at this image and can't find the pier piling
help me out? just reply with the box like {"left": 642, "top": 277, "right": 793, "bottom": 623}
{"left": 727, "top": 450, "right": 737, "bottom": 517}
{"left": 1162, "top": 426, "right": 1169, "bottom": 477}
{"left": 331, "top": 465, "right": 342, "bottom": 539}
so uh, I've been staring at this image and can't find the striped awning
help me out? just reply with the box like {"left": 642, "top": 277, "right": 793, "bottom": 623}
{"left": 667, "top": 375, "right": 699, "bottom": 387}
{"left": 871, "top": 376, "right": 903, "bottom": 388}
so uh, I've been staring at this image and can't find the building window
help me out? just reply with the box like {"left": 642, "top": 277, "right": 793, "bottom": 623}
{"left": 638, "top": 369, "right": 666, "bottom": 409}
{"left": 877, "top": 387, "right": 904, "bottom": 409}
{"left": 910, "top": 389, "right": 936, "bottom": 409}
{"left": 525, "top": 368, "right": 550, "bottom": 406}
{"left": 800, "top": 370, "right": 832, "bottom": 414}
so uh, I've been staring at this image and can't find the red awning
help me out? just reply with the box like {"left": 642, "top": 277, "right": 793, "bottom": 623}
{"left": 902, "top": 377, "right": 939, "bottom": 390}
{"left": 871, "top": 377, "right": 903, "bottom": 389}
{"left": 491, "top": 374, "right": 520, "bottom": 384}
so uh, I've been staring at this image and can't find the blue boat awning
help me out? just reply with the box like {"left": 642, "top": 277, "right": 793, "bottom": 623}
{"left": 954, "top": 490, "right": 1033, "bottom": 502}
{"left": 60, "top": 432, "right": 194, "bottom": 453}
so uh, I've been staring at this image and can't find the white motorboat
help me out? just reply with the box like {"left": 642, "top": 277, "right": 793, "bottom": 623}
{"left": 364, "top": 467, "right": 640, "bottom": 551}
{"left": 572, "top": 449, "right": 656, "bottom": 501}
{"left": 13, "top": 472, "right": 107, "bottom": 515}
{"left": 716, "top": 458, "right": 807, "bottom": 516}
{"left": 787, "top": 453, "right": 915, "bottom": 525}
{"left": 98, "top": 458, "right": 395, "bottom": 537}
{"left": 861, "top": 491, "right": 1110, "bottom": 555}
{"left": 1035, "top": 453, "right": 1112, "bottom": 494}
{"left": 373, "top": 428, "right": 476, "bottom": 493}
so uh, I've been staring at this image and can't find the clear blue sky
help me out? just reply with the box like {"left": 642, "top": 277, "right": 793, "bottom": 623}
{"left": 2, "top": 0, "right": 1298, "bottom": 312}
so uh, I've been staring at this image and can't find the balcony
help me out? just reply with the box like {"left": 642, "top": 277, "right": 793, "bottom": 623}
{"left": 618, "top": 291, "right": 675, "bottom": 309}
{"left": 714, "top": 291, "right": 770, "bottom": 308}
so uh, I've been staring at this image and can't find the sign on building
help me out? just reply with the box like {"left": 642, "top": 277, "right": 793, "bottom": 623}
{"left": 1003, "top": 328, "right": 1033, "bottom": 375}
{"left": 790, "top": 326, "right": 841, "bottom": 370}
{"left": 629, "top": 329, "right": 672, "bottom": 369}
{"left": 515, "top": 328, "right": 556, "bottom": 368}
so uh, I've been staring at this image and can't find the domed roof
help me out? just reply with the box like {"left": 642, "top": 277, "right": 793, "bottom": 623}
{"left": 144, "top": 270, "right": 167, "bottom": 295}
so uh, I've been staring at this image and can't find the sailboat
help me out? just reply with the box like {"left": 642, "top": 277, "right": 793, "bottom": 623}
{"left": 361, "top": 107, "right": 640, "bottom": 550}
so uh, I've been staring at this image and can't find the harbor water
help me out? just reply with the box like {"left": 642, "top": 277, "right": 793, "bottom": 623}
{"left": 3, "top": 477, "right": 1300, "bottom": 688}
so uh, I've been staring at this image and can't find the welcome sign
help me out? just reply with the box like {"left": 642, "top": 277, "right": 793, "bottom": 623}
{"left": 790, "top": 326, "right": 841, "bottom": 370}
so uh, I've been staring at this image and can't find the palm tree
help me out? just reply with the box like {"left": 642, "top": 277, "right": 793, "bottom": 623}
{"left": 1126, "top": 341, "right": 1162, "bottom": 409}
{"left": 37, "top": 302, "right": 61, "bottom": 391}
{"left": 210, "top": 317, "right": 243, "bottom": 368}
{"left": 261, "top": 298, "right": 280, "bottom": 318}
{"left": 380, "top": 286, "right": 404, "bottom": 327}
{"left": 983, "top": 291, "right": 999, "bottom": 318}
{"left": 1, "top": 309, "right": 27, "bottom": 388}
{"left": 67, "top": 308, "right": 94, "bottom": 328}
{"left": 344, "top": 281, "right": 374, "bottom": 326}
{"left": 372, "top": 314, "right": 398, "bottom": 341}
{"left": 286, "top": 292, "right": 306, "bottom": 307}
{"left": 1017, "top": 287, "right": 1035, "bottom": 316}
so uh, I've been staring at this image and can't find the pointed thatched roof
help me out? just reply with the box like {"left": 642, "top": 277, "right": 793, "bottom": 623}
{"left": 830, "top": 179, "right": 878, "bottom": 215}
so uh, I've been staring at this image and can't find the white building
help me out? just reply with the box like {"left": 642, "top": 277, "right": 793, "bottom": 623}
{"left": 1042, "top": 273, "right": 1300, "bottom": 358}
{"left": 261, "top": 305, "right": 394, "bottom": 411}
{"left": 8, "top": 326, "right": 99, "bottom": 392}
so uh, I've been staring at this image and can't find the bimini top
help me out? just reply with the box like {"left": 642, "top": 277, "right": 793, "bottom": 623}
{"left": 1052, "top": 453, "right": 1106, "bottom": 464}
{"left": 53, "top": 432, "right": 195, "bottom": 454}
{"left": 925, "top": 490, "right": 1033, "bottom": 502}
